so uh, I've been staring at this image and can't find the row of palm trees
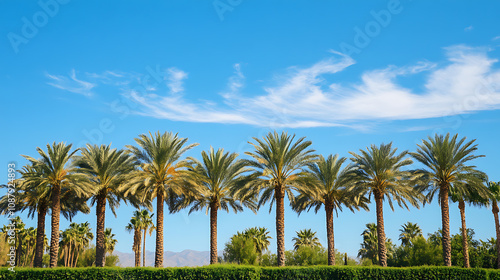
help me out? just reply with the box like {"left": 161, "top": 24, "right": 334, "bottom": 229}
{"left": 126, "top": 209, "right": 155, "bottom": 267}
{"left": 1, "top": 131, "right": 497, "bottom": 269}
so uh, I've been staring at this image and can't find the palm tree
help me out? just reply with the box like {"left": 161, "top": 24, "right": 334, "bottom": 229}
{"left": 176, "top": 147, "right": 256, "bottom": 264}
{"left": 487, "top": 181, "right": 500, "bottom": 268}
{"left": 243, "top": 131, "right": 317, "bottom": 266}
{"left": 74, "top": 144, "right": 143, "bottom": 267}
{"left": 410, "top": 133, "right": 486, "bottom": 266}
{"left": 398, "top": 222, "right": 423, "bottom": 246}
{"left": 125, "top": 213, "right": 142, "bottom": 267}
{"left": 123, "top": 131, "right": 198, "bottom": 267}
{"left": 292, "top": 229, "right": 321, "bottom": 250}
{"left": 358, "top": 223, "right": 394, "bottom": 264}
{"left": 349, "top": 142, "right": 421, "bottom": 267}
{"left": 104, "top": 228, "right": 118, "bottom": 256}
{"left": 292, "top": 154, "right": 369, "bottom": 265}
{"left": 22, "top": 142, "right": 90, "bottom": 267}
{"left": 242, "top": 227, "right": 272, "bottom": 255}
{"left": 137, "top": 209, "right": 155, "bottom": 266}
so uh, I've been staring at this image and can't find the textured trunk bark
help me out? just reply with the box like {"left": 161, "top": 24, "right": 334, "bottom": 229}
{"left": 325, "top": 203, "right": 335, "bottom": 266}
{"left": 74, "top": 247, "right": 80, "bottom": 267}
{"left": 374, "top": 191, "right": 387, "bottom": 267}
{"left": 210, "top": 201, "right": 219, "bottom": 264}
{"left": 459, "top": 200, "right": 470, "bottom": 268}
{"left": 143, "top": 229, "right": 146, "bottom": 267}
{"left": 154, "top": 190, "right": 164, "bottom": 267}
{"left": 95, "top": 191, "right": 107, "bottom": 267}
{"left": 134, "top": 230, "right": 141, "bottom": 267}
{"left": 16, "top": 234, "right": 22, "bottom": 266}
{"left": 275, "top": 185, "right": 285, "bottom": 267}
{"left": 492, "top": 202, "right": 500, "bottom": 269}
{"left": 49, "top": 183, "right": 61, "bottom": 268}
{"left": 440, "top": 184, "right": 452, "bottom": 266}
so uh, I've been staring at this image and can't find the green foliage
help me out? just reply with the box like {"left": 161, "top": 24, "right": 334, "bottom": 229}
{"left": 450, "top": 229, "right": 497, "bottom": 268}
{"left": 286, "top": 246, "right": 327, "bottom": 266}
{"left": 223, "top": 235, "right": 259, "bottom": 265}
{"left": 391, "top": 236, "right": 443, "bottom": 266}
{"left": 1, "top": 266, "right": 499, "bottom": 280}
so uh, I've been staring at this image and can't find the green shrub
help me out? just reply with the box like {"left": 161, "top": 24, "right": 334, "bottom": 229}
{"left": 0, "top": 265, "right": 498, "bottom": 280}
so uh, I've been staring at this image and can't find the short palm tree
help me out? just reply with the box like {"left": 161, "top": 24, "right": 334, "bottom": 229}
{"left": 74, "top": 144, "right": 144, "bottom": 267}
{"left": 125, "top": 212, "right": 142, "bottom": 267}
{"left": 123, "top": 131, "right": 198, "bottom": 267}
{"left": 22, "top": 142, "right": 90, "bottom": 268}
{"left": 410, "top": 133, "right": 486, "bottom": 266}
{"left": 242, "top": 227, "right": 272, "bottom": 255}
{"left": 293, "top": 154, "right": 369, "bottom": 265}
{"left": 137, "top": 209, "right": 155, "bottom": 266}
{"left": 358, "top": 222, "right": 394, "bottom": 263}
{"left": 398, "top": 222, "right": 423, "bottom": 246}
{"left": 243, "top": 131, "right": 317, "bottom": 266}
{"left": 349, "top": 142, "right": 421, "bottom": 267}
{"left": 487, "top": 181, "right": 500, "bottom": 268}
{"left": 104, "top": 228, "right": 118, "bottom": 256}
{"left": 292, "top": 229, "right": 321, "bottom": 250}
{"left": 176, "top": 147, "right": 256, "bottom": 264}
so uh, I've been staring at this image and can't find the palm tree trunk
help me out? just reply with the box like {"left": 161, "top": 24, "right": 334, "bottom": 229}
{"left": 374, "top": 191, "right": 387, "bottom": 267}
{"left": 134, "top": 230, "right": 141, "bottom": 267}
{"left": 325, "top": 203, "right": 335, "bottom": 266}
{"left": 458, "top": 200, "right": 470, "bottom": 268}
{"left": 210, "top": 202, "right": 218, "bottom": 264}
{"left": 440, "top": 184, "right": 452, "bottom": 266}
{"left": 64, "top": 246, "right": 68, "bottom": 267}
{"left": 34, "top": 205, "right": 46, "bottom": 267}
{"left": 95, "top": 191, "right": 107, "bottom": 267}
{"left": 492, "top": 201, "right": 500, "bottom": 268}
{"left": 49, "top": 183, "right": 61, "bottom": 268}
{"left": 74, "top": 247, "right": 80, "bottom": 267}
{"left": 275, "top": 186, "right": 285, "bottom": 267}
{"left": 143, "top": 229, "right": 146, "bottom": 267}
{"left": 154, "top": 190, "right": 164, "bottom": 267}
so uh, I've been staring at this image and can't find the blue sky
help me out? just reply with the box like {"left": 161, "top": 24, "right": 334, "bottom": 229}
{"left": 1, "top": 0, "right": 500, "bottom": 260}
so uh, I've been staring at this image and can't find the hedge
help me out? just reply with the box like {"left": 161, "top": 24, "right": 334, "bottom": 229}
{"left": 1, "top": 266, "right": 500, "bottom": 280}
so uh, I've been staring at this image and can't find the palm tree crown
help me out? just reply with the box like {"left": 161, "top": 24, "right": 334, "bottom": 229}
{"left": 399, "top": 222, "right": 423, "bottom": 246}
{"left": 292, "top": 229, "right": 321, "bottom": 250}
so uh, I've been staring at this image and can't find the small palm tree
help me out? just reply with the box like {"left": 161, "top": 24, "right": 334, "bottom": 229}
{"left": 126, "top": 211, "right": 143, "bottom": 267}
{"left": 104, "top": 228, "right": 118, "bottom": 256}
{"left": 243, "top": 131, "right": 318, "bottom": 266}
{"left": 293, "top": 154, "right": 369, "bottom": 265}
{"left": 176, "top": 147, "right": 256, "bottom": 264}
{"left": 487, "top": 181, "right": 500, "bottom": 268}
{"left": 74, "top": 144, "right": 144, "bottom": 267}
{"left": 123, "top": 131, "right": 198, "bottom": 267}
{"left": 242, "top": 227, "right": 272, "bottom": 255}
{"left": 137, "top": 209, "right": 155, "bottom": 266}
{"left": 410, "top": 133, "right": 486, "bottom": 266}
{"left": 349, "top": 142, "right": 421, "bottom": 267}
{"left": 398, "top": 222, "right": 423, "bottom": 246}
{"left": 358, "top": 223, "right": 394, "bottom": 264}
{"left": 22, "top": 142, "right": 90, "bottom": 267}
{"left": 292, "top": 229, "right": 321, "bottom": 250}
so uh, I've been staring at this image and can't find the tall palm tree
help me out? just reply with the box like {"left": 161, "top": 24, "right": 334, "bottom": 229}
{"left": 123, "top": 131, "right": 198, "bottom": 267}
{"left": 176, "top": 147, "right": 256, "bottom": 264}
{"left": 74, "top": 144, "right": 144, "bottom": 267}
{"left": 0, "top": 164, "right": 90, "bottom": 267}
{"left": 137, "top": 209, "right": 155, "bottom": 266}
{"left": 243, "top": 131, "right": 317, "bottom": 266}
{"left": 487, "top": 181, "right": 500, "bottom": 268}
{"left": 125, "top": 213, "right": 142, "bottom": 267}
{"left": 410, "top": 133, "right": 486, "bottom": 266}
{"left": 349, "top": 142, "right": 421, "bottom": 267}
{"left": 22, "top": 142, "right": 90, "bottom": 267}
{"left": 292, "top": 154, "right": 369, "bottom": 265}
{"left": 292, "top": 229, "right": 321, "bottom": 250}
{"left": 398, "top": 222, "right": 423, "bottom": 246}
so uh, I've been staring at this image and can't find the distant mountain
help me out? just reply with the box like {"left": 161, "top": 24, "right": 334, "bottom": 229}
{"left": 114, "top": 250, "right": 210, "bottom": 267}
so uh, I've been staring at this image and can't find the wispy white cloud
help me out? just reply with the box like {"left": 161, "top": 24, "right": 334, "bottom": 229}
{"left": 46, "top": 69, "right": 96, "bottom": 97}
{"left": 46, "top": 45, "right": 500, "bottom": 128}
{"left": 464, "top": 25, "right": 473, "bottom": 32}
{"left": 493, "top": 36, "right": 500, "bottom": 41}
